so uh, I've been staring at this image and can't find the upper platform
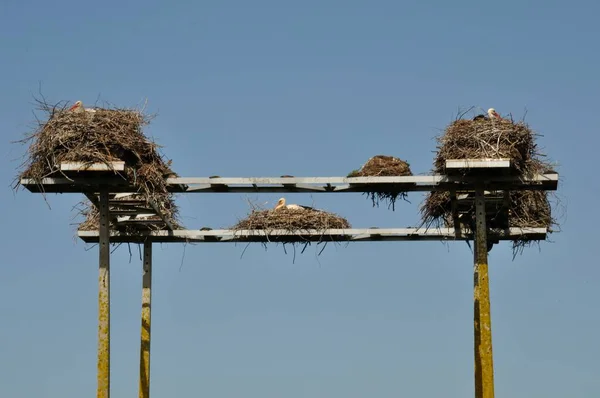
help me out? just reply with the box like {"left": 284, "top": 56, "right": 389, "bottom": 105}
{"left": 20, "top": 160, "right": 558, "bottom": 194}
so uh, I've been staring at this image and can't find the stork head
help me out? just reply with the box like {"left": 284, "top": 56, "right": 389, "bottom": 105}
{"left": 487, "top": 108, "right": 500, "bottom": 119}
{"left": 274, "top": 198, "right": 286, "bottom": 209}
{"left": 69, "top": 100, "right": 83, "bottom": 112}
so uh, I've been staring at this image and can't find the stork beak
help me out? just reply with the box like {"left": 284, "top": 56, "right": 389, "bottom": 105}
{"left": 68, "top": 104, "right": 78, "bottom": 111}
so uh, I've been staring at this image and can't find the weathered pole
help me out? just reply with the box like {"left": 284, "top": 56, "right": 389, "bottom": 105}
{"left": 97, "top": 188, "right": 111, "bottom": 398}
{"left": 473, "top": 189, "right": 495, "bottom": 398}
{"left": 139, "top": 239, "right": 153, "bottom": 398}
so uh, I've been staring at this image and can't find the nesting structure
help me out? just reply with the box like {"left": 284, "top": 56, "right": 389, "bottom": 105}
{"left": 347, "top": 155, "right": 413, "bottom": 210}
{"left": 15, "top": 101, "right": 180, "bottom": 233}
{"left": 233, "top": 207, "right": 351, "bottom": 233}
{"left": 77, "top": 193, "right": 180, "bottom": 234}
{"left": 421, "top": 116, "right": 556, "bottom": 252}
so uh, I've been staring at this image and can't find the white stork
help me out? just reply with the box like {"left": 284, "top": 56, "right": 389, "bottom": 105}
{"left": 473, "top": 107, "right": 504, "bottom": 121}
{"left": 274, "top": 197, "right": 316, "bottom": 211}
{"left": 487, "top": 108, "right": 503, "bottom": 121}
{"left": 68, "top": 100, "right": 97, "bottom": 114}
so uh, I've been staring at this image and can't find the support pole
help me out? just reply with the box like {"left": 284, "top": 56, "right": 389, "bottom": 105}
{"left": 97, "top": 188, "right": 111, "bottom": 398}
{"left": 473, "top": 189, "right": 495, "bottom": 398}
{"left": 139, "top": 239, "right": 152, "bottom": 398}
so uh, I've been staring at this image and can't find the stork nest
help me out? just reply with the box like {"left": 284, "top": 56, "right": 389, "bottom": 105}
{"left": 230, "top": 205, "right": 352, "bottom": 261}
{"left": 433, "top": 118, "right": 540, "bottom": 175}
{"left": 233, "top": 207, "right": 351, "bottom": 233}
{"left": 420, "top": 115, "right": 558, "bottom": 254}
{"left": 423, "top": 188, "right": 553, "bottom": 230}
{"left": 14, "top": 99, "right": 180, "bottom": 233}
{"left": 347, "top": 155, "right": 413, "bottom": 210}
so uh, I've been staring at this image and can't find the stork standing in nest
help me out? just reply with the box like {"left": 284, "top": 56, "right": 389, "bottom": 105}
{"left": 274, "top": 197, "right": 317, "bottom": 211}
{"left": 68, "top": 100, "right": 97, "bottom": 114}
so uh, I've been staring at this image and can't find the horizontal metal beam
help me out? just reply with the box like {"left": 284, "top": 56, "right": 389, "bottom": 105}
{"left": 77, "top": 227, "right": 547, "bottom": 244}
{"left": 20, "top": 173, "right": 558, "bottom": 194}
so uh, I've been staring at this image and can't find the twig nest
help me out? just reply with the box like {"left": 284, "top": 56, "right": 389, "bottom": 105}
{"left": 347, "top": 155, "right": 413, "bottom": 211}
{"left": 434, "top": 119, "right": 538, "bottom": 175}
{"left": 232, "top": 208, "right": 351, "bottom": 232}
{"left": 348, "top": 155, "right": 412, "bottom": 177}
{"left": 15, "top": 101, "right": 180, "bottom": 233}
{"left": 420, "top": 115, "right": 557, "bottom": 254}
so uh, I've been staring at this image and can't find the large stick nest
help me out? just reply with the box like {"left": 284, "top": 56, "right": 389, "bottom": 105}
{"left": 230, "top": 204, "right": 351, "bottom": 261}
{"left": 233, "top": 207, "right": 351, "bottom": 232}
{"left": 14, "top": 100, "right": 180, "bottom": 232}
{"left": 421, "top": 115, "right": 558, "bottom": 253}
{"left": 347, "top": 155, "right": 413, "bottom": 210}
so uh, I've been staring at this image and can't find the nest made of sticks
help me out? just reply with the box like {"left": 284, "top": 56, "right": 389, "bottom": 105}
{"left": 233, "top": 207, "right": 351, "bottom": 232}
{"left": 14, "top": 100, "right": 180, "bottom": 232}
{"left": 230, "top": 204, "right": 352, "bottom": 262}
{"left": 230, "top": 204, "right": 351, "bottom": 261}
{"left": 433, "top": 118, "right": 539, "bottom": 175}
{"left": 347, "top": 155, "right": 413, "bottom": 210}
{"left": 423, "top": 189, "right": 553, "bottom": 230}
{"left": 421, "top": 114, "right": 558, "bottom": 253}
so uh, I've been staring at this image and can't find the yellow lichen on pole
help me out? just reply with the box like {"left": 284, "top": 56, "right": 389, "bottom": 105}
{"left": 97, "top": 189, "right": 111, "bottom": 398}
{"left": 473, "top": 190, "right": 495, "bottom": 398}
{"left": 139, "top": 240, "right": 152, "bottom": 398}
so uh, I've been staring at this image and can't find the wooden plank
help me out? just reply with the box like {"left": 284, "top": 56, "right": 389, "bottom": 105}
{"left": 446, "top": 159, "right": 511, "bottom": 169}
{"left": 61, "top": 161, "right": 125, "bottom": 172}
{"left": 20, "top": 173, "right": 559, "bottom": 194}
{"left": 77, "top": 227, "right": 547, "bottom": 243}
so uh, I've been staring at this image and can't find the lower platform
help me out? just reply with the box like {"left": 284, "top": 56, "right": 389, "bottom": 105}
{"left": 77, "top": 227, "right": 547, "bottom": 243}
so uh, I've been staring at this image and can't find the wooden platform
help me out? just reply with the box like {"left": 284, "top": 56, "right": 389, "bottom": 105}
{"left": 77, "top": 227, "right": 548, "bottom": 244}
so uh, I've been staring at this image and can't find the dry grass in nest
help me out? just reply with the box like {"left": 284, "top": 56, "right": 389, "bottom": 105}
{"left": 230, "top": 203, "right": 351, "bottom": 262}
{"left": 424, "top": 189, "right": 556, "bottom": 256}
{"left": 433, "top": 117, "right": 541, "bottom": 175}
{"left": 421, "top": 112, "right": 558, "bottom": 254}
{"left": 422, "top": 190, "right": 553, "bottom": 230}
{"left": 233, "top": 207, "right": 351, "bottom": 232}
{"left": 347, "top": 155, "right": 413, "bottom": 210}
{"left": 13, "top": 99, "right": 180, "bottom": 233}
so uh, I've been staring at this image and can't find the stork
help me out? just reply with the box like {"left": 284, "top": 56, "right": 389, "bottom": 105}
{"left": 68, "top": 100, "right": 97, "bottom": 114}
{"left": 473, "top": 107, "right": 503, "bottom": 121}
{"left": 487, "top": 107, "right": 503, "bottom": 121}
{"left": 274, "top": 197, "right": 316, "bottom": 211}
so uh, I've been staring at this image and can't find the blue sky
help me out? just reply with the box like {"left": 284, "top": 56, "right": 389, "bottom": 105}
{"left": 1, "top": 0, "right": 598, "bottom": 396}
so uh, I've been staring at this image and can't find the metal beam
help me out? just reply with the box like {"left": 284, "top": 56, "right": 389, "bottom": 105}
{"left": 77, "top": 227, "right": 547, "bottom": 244}
{"left": 19, "top": 173, "right": 559, "bottom": 194}
{"left": 474, "top": 189, "right": 495, "bottom": 398}
{"left": 97, "top": 188, "right": 111, "bottom": 398}
{"left": 139, "top": 240, "right": 152, "bottom": 398}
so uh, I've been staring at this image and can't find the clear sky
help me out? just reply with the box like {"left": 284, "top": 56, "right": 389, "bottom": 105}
{"left": 1, "top": 0, "right": 598, "bottom": 396}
